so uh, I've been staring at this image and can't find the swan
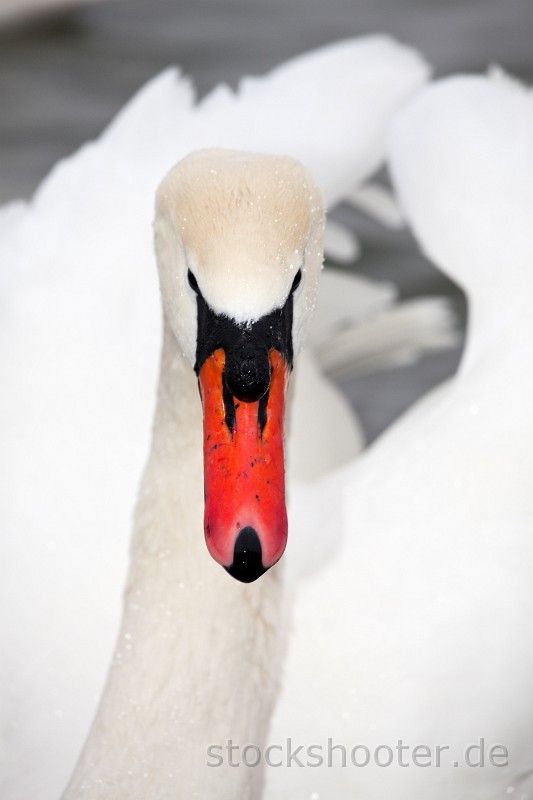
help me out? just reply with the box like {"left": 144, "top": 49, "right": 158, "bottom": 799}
{"left": 56, "top": 147, "right": 327, "bottom": 798}
{"left": 265, "top": 68, "right": 533, "bottom": 799}
{"left": 0, "top": 36, "right": 436, "bottom": 799}
{"left": 57, "top": 145, "right": 456, "bottom": 799}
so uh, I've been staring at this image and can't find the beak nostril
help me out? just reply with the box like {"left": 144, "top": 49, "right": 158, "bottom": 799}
{"left": 225, "top": 527, "right": 267, "bottom": 583}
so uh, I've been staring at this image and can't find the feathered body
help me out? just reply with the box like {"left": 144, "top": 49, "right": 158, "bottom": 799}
{"left": 0, "top": 37, "right": 429, "bottom": 799}
{"left": 266, "top": 70, "right": 533, "bottom": 800}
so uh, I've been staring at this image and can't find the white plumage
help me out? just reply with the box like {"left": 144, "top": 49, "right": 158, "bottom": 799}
{"left": 0, "top": 37, "right": 436, "bottom": 799}
{"left": 266, "top": 69, "right": 533, "bottom": 800}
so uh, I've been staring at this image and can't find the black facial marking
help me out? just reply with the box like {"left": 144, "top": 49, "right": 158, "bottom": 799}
{"left": 187, "top": 269, "right": 200, "bottom": 294}
{"left": 258, "top": 389, "right": 269, "bottom": 435}
{"left": 194, "top": 280, "right": 295, "bottom": 404}
{"left": 290, "top": 269, "right": 302, "bottom": 294}
{"left": 222, "top": 371, "right": 236, "bottom": 434}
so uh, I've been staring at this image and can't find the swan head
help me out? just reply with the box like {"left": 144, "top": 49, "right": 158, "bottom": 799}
{"left": 154, "top": 148, "right": 325, "bottom": 582}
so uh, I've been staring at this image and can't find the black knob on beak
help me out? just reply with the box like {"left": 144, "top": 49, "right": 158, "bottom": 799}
{"left": 224, "top": 342, "right": 271, "bottom": 403}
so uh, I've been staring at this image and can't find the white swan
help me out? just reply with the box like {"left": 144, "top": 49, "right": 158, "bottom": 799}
{"left": 0, "top": 37, "right": 433, "bottom": 800}
{"left": 265, "top": 69, "right": 533, "bottom": 800}
{"left": 58, "top": 146, "right": 457, "bottom": 799}
{"left": 58, "top": 148, "right": 326, "bottom": 798}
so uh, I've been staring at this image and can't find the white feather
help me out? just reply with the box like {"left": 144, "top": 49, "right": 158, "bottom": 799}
{"left": 324, "top": 219, "right": 362, "bottom": 263}
{"left": 0, "top": 38, "right": 428, "bottom": 799}
{"left": 347, "top": 180, "right": 405, "bottom": 228}
{"left": 266, "top": 69, "right": 533, "bottom": 800}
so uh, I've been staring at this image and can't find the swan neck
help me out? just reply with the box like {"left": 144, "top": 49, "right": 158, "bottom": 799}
{"left": 62, "top": 316, "right": 283, "bottom": 798}
{"left": 151, "top": 316, "right": 202, "bottom": 458}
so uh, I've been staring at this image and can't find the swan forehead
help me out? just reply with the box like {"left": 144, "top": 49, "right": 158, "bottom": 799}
{"left": 161, "top": 149, "right": 321, "bottom": 321}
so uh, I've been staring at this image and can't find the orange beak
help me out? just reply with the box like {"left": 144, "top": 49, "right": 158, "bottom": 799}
{"left": 198, "top": 348, "right": 289, "bottom": 582}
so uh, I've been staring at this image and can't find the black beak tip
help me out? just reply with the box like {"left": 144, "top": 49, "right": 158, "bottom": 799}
{"left": 225, "top": 526, "right": 267, "bottom": 583}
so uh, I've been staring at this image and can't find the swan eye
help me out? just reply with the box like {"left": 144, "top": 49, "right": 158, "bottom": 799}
{"left": 187, "top": 269, "right": 200, "bottom": 294}
{"left": 290, "top": 269, "right": 302, "bottom": 294}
